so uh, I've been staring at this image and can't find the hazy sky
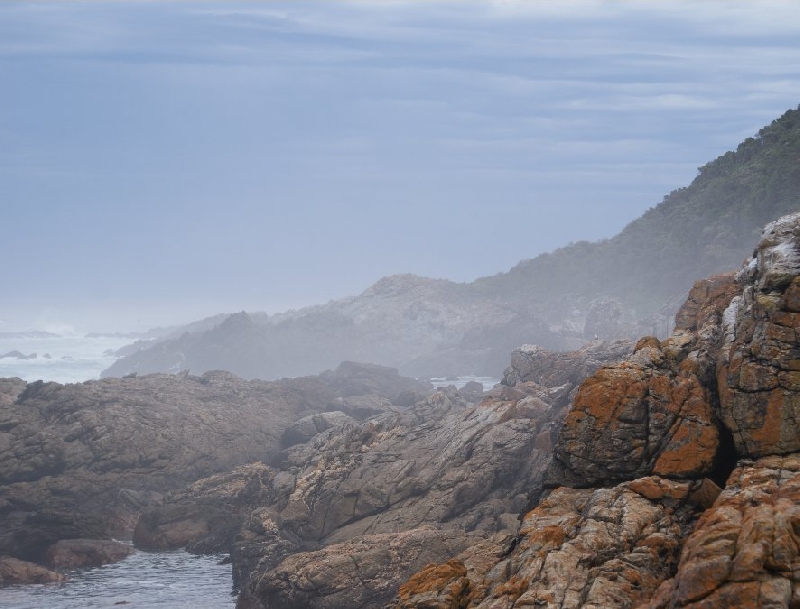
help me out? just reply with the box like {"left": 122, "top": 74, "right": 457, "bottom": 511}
{"left": 3, "top": 1, "right": 800, "bottom": 333}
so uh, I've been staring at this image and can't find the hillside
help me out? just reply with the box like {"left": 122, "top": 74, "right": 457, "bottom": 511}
{"left": 103, "top": 106, "right": 800, "bottom": 381}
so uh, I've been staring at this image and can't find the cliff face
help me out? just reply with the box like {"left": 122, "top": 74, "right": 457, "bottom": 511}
{"left": 392, "top": 212, "right": 800, "bottom": 608}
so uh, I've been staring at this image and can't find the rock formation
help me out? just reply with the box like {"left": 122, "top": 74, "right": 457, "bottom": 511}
{"left": 130, "top": 341, "right": 632, "bottom": 608}
{"left": 0, "top": 361, "right": 428, "bottom": 583}
{"left": 392, "top": 211, "right": 800, "bottom": 608}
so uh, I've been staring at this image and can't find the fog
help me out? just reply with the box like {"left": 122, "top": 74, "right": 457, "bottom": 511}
{"left": 3, "top": 1, "right": 800, "bottom": 333}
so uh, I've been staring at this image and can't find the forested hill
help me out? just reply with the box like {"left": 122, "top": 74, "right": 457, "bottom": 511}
{"left": 104, "top": 106, "right": 800, "bottom": 380}
{"left": 479, "top": 105, "right": 800, "bottom": 316}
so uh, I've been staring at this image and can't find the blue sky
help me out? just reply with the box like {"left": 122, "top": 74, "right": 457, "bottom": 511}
{"left": 3, "top": 1, "right": 800, "bottom": 333}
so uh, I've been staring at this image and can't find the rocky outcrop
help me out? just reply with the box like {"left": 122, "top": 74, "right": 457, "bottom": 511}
{"left": 129, "top": 339, "right": 633, "bottom": 608}
{"left": 651, "top": 454, "right": 800, "bottom": 608}
{"left": 392, "top": 211, "right": 800, "bottom": 608}
{"left": 0, "top": 361, "right": 427, "bottom": 580}
{"left": 391, "top": 477, "right": 720, "bottom": 608}
{"left": 242, "top": 528, "right": 477, "bottom": 609}
{"left": 545, "top": 271, "right": 743, "bottom": 489}
{"left": 133, "top": 463, "right": 277, "bottom": 553}
{"left": 181, "top": 385, "right": 556, "bottom": 606}
{"left": 502, "top": 340, "right": 634, "bottom": 406}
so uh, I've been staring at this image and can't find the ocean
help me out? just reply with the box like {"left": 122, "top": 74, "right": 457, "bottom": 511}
{"left": 0, "top": 550, "right": 235, "bottom": 608}
{"left": 0, "top": 333, "right": 133, "bottom": 384}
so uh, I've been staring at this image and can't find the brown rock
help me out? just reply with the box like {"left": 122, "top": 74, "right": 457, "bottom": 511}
{"left": 238, "top": 528, "right": 475, "bottom": 609}
{"left": 44, "top": 539, "right": 134, "bottom": 569}
{"left": 392, "top": 482, "right": 703, "bottom": 609}
{"left": 550, "top": 359, "right": 719, "bottom": 486}
{"left": 0, "top": 555, "right": 65, "bottom": 586}
{"left": 673, "top": 274, "right": 738, "bottom": 333}
{"left": 394, "top": 559, "right": 469, "bottom": 608}
{"left": 649, "top": 455, "right": 800, "bottom": 608}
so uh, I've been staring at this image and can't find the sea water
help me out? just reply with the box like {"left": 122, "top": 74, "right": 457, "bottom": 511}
{"left": 0, "top": 550, "right": 235, "bottom": 608}
{"left": 0, "top": 333, "right": 132, "bottom": 384}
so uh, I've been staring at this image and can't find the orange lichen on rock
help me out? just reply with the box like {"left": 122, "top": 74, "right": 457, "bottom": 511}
{"left": 649, "top": 455, "right": 800, "bottom": 608}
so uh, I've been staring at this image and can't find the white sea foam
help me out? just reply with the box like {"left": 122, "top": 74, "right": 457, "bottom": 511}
{"left": 0, "top": 334, "right": 131, "bottom": 383}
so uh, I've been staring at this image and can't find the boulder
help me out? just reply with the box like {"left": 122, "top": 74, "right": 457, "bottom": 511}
{"left": 0, "top": 556, "right": 65, "bottom": 587}
{"left": 44, "top": 539, "right": 134, "bottom": 569}
{"left": 280, "top": 411, "right": 356, "bottom": 448}
{"left": 549, "top": 345, "right": 720, "bottom": 487}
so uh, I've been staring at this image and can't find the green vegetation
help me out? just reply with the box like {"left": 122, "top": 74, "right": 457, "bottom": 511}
{"left": 476, "top": 105, "right": 800, "bottom": 317}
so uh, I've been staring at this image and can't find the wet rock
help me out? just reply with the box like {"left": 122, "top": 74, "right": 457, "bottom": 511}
{"left": 0, "top": 556, "right": 66, "bottom": 587}
{"left": 44, "top": 539, "right": 134, "bottom": 569}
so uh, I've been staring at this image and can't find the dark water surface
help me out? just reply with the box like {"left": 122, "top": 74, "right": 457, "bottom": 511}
{"left": 0, "top": 550, "right": 235, "bottom": 608}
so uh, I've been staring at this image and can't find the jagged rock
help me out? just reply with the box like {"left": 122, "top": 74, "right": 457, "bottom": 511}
{"left": 133, "top": 463, "right": 276, "bottom": 553}
{"left": 237, "top": 528, "right": 476, "bottom": 609}
{"left": 44, "top": 539, "right": 134, "bottom": 569}
{"left": 549, "top": 341, "right": 720, "bottom": 486}
{"left": 650, "top": 454, "right": 800, "bottom": 608}
{"left": 547, "top": 258, "right": 746, "bottom": 487}
{"left": 716, "top": 214, "right": 800, "bottom": 458}
{"left": 502, "top": 340, "right": 634, "bottom": 401}
{"left": 141, "top": 366, "right": 592, "bottom": 606}
{"left": 226, "top": 386, "right": 555, "bottom": 600}
{"left": 390, "top": 477, "right": 708, "bottom": 608}
{"left": 280, "top": 411, "right": 356, "bottom": 448}
{"left": 0, "top": 556, "right": 65, "bottom": 587}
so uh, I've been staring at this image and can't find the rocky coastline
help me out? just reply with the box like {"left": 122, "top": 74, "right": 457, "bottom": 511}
{"left": 1, "top": 211, "right": 799, "bottom": 608}
{"left": 0, "top": 362, "right": 429, "bottom": 587}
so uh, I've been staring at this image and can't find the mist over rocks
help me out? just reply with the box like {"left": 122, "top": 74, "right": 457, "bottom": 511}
{"left": 102, "top": 107, "right": 800, "bottom": 383}
{"left": 0, "top": 361, "right": 428, "bottom": 582}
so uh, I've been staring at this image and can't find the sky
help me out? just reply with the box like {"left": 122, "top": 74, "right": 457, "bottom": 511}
{"left": 2, "top": 1, "right": 800, "bottom": 333}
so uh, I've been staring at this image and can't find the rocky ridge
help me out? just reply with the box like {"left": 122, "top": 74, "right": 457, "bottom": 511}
{"left": 0, "top": 362, "right": 429, "bottom": 583}
{"left": 391, "top": 212, "right": 800, "bottom": 607}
